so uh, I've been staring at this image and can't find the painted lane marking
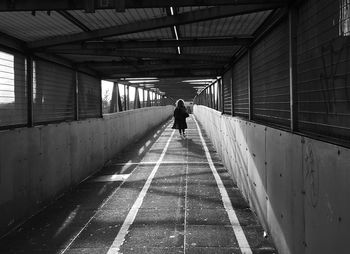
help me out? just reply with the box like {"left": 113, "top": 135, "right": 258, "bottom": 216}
{"left": 90, "top": 174, "right": 131, "bottom": 182}
{"left": 111, "top": 161, "right": 223, "bottom": 166}
{"left": 59, "top": 177, "right": 128, "bottom": 254}
{"left": 60, "top": 123, "right": 173, "bottom": 254}
{"left": 183, "top": 125, "right": 189, "bottom": 254}
{"left": 193, "top": 116, "right": 253, "bottom": 254}
{"left": 106, "top": 129, "right": 176, "bottom": 254}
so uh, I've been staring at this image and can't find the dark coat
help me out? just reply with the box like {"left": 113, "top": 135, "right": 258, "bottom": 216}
{"left": 172, "top": 107, "right": 189, "bottom": 129}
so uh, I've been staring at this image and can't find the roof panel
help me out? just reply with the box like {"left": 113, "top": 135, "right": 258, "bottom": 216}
{"left": 132, "top": 48, "right": 176, "bottom": 54}
{"left": 179, "top": 10, "right": 272, "bottom": 38}
{"left": 109, "top": 27, "right": 173, "bottom": 40}
{"left": 68, "top": 8, "right": 167, "bottom": 30}
{"left": 0, "top": 11, "right": 82, "bottom": 42}
{"left": 183, "top": 46, "right": 241, "bottom": 56}
{"left": 178, "top": 6, "right": 211, "bottom": 13}
{"left": 59, "top": 54, "right": 124, "bottom": 63}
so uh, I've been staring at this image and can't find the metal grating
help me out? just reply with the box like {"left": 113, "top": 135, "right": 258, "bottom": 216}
{"left": 222, "top": 69, "right": 232, "bottom": 115}
{"left": 233, "top": 54, "right": 249, "bottom": 118}
{"left": 0, "top": 11, "right": 81, "bottom": 42}
{"left": 78, "top": 73, "right": 101, "bottom": 119}
{"left": 33, "top": 59, "right": 75, "bottom": 123}
{"left": 297, "top": 0, "right": 350, "bottom": 141}
{"left": 179, "top": 11, "right": 271, "bottom": 38}
{"left": 0, "top": 50, "right": 27, "bottom": 127}
{"left": 251, "top": 18, "right": 290, "bottom": 127}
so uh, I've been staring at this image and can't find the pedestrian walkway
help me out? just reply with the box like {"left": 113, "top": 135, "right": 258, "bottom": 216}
{"left": 0, "top": 116, "right": 277, "bottom": 254}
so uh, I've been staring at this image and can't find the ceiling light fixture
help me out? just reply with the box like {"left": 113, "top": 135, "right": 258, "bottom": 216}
{"left": 128, "top": 80, "right": 159, "bottom": 83}
{"left": 124, "top": 77, "right": 158, "bottom": 80}
{"left": 170, "top": 7, "right": 181, "bottom": 55}
{"left": 182, "top": 79, "right": 216, "bottom": 83}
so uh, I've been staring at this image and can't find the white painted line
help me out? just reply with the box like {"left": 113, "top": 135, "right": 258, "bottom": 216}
{"left": 59, "top": 177, "right": 128, "bottom": 254}
{"left": 193, "top": 116, "right": 252, "bottom": 254}
{"left": 106, "top": 129, "right": 176, "bottom": 254}
{"left": 183, "top": 132, "right": 189, "bottom": 254}
{"left": 112, "top": 161, "right": 221, "bottom": 166}
{"left": 91, "top": 174, "right": 130, "bottom": 182}
{"left": 60, "top": 123, "right": 173, "bottom": 254}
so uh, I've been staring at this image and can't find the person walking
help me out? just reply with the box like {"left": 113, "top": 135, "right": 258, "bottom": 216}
{"left": 172, "top": 99, "right": 189, "bottom": 138}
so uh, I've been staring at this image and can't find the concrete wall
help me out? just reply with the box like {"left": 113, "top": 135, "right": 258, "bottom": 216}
{"left": 194, "top": 105, "right": 350, "bottom": 254}
{"left": 0, "top": 106, "right": 173, "bottom": 236}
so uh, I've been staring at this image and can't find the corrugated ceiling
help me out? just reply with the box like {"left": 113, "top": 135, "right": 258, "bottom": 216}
{"left": 68, "top": 8, "right": 167, "bottom": 29}
{"left": 179, "top": 11, "right": 272, "bottom": 38}
{"left": 182, "top": 46, "right": 241, "bottom": 56}
{"left": 0, "top": 2, "right": 282, "bottom": 101}
{"left": 109, "top": 28, "right": 173, "bottom": 40}
{"left": 0, "top": 11, "right": 81, "bottom": 41}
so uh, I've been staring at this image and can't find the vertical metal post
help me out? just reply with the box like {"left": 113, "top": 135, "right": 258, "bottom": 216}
{"left": 99, "top": 79, "right": 103, "bottom": 117}
{"left": 231, "top": 67, "right": 235, "bottom": 116}
{"left": 155, "top": 89, "right": 159, "bottom": 106}
{"left": 248, "top": 48, "right": 253, "bottom": 121}
{"left": 126, "top": 85, "right": 130, "bottom": 110}
{"left": 134, "top": 87, "right": 139, "bottom": 109}
{"left": 147, "top": 90, "right": 150, "bottom": 107}
{"left": 75, "top": 71, "right": 79, "bottom": 120}
{"left": 205, "top": 88, "right": 208, "bottom": 107}
{"left": 209, "top": 86, "right": 213, "bottom": 108}
{"left": 220, "top": 78, "right": 224, "bottom": 113}
{"left": 211, "top": 85, "right": 214, "bottom": 108}
{"left": 289, "top": 7, "right": 298, "bottom": 132}
{"left": 123, "top": 84, "right": 126, "bottom": 110}
{"left": 26, "top": 55, "right": 33, "bottom": 127}
{"left": 143, "top": 89, "right": 146, "bottom": 107}
{"left": 116, "top": 83, "right": 123, "bottom": 112}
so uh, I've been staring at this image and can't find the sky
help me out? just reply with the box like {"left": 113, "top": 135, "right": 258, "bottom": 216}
{"left": 0, "top": 51, "right": 14, "bottom": 104}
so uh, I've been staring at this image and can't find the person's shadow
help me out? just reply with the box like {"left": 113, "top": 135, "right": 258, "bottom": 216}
{"left": 178, "top": 137, "right": 206, "bottom": 157}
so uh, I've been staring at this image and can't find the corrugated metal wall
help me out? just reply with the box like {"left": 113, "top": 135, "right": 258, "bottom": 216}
{"left": 297, "top": 0, "right": 350, "bottom": 140}
{"left": 222, "top": 70, "right": 232, "bottom": 115}
{"left": 251, "top": 18, "right": 290, "bottom": 127}
{"left": 34, "top": 59, "right": 75, "bottom": 123}
{"left": 78, "top": 73, "right": 101, "bottom": 119}
{"left": 0, "top": 48, "right": 104, "bottom": 129}
{"left": 233, "top": 54, "right": 249, "bottom": 118}
{"left": 195, "top": 1, "right": 350, "bottom": 146}
{"left": 0, "top": 50, "right": 26, "bottom": 127}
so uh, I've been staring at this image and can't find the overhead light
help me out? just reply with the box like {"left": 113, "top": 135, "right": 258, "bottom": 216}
{"left": 174, "top": 26, "right": 179, "bottom": 40}
{"left": 177, "top": 46, "right": 181, "bottom": 55}
{"left": 170, "top": 7, "right": 181, "bottom": 55}
{"left": 124, "top": 77, "right": 158, "bottom": 80}
{"left": 128, "top": 80, "right": 159, "bottom": 83}
{"left": 182, "top": 79, "right": 216, "bottom": 83}
{"left": 188, "top": 82, "right": 211, "bottom": 85}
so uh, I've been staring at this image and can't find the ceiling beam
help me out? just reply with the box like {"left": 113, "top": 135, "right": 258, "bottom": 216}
{"left": 28, "top": 3, "right": 284, "bottom": 48}
{"left": 45, "top": 48, "right": 231, "bottom": 63}
{"left": 78, "top": 59, "right": 220, "bottom": 67}
{"left": 56, "top": 10, "right": 91, "bottom": 32}
{"left": 0, "top": 0, "right": 288, "bottom": 12}
{"left": 74, "top": 37, "right": 253, "bottom": 49}
{"left": 103, "top": 69, "right": 220, "bottom": 79}
{"left": 100, "top": 66, "right": 223, "bottom": 75}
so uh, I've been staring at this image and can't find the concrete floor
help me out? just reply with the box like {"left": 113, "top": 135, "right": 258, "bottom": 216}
{"left": 0, "top": 116, "right": 277, "bottom": 254}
